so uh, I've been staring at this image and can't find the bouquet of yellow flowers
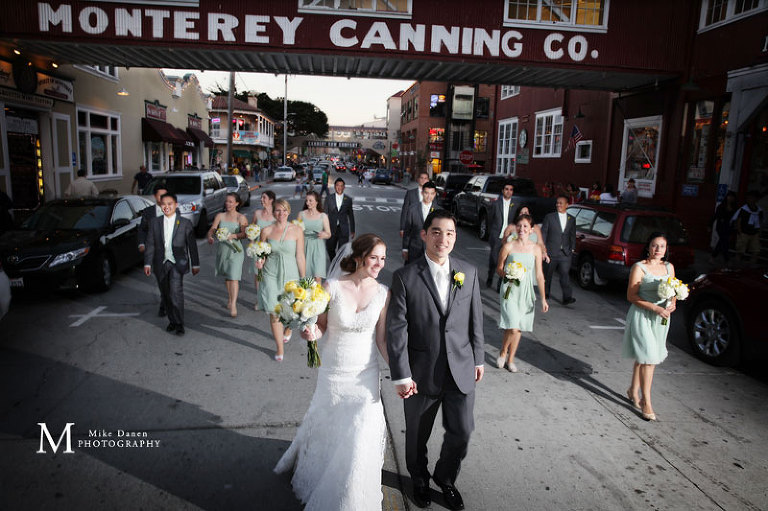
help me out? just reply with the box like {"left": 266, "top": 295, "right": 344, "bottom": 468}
{"left": 244, "top": 223, "right": 261, "bottom": 241}
{"left": 215, "top": 226, "right": 242, "bottom": 252}
{"left": 291, "top": 218, "right": 305, "bottom": 230}
{"left": 246, "top": 241, "right": 272, "bottom": 281}
{"left": 503, "top": 261, "right": 526, "bottom": 299}
{"left": 656, "top": 276, "right": 689, "bottom": 325}
{"left": 275, "top": 277, "right": 331, "bottom": 368}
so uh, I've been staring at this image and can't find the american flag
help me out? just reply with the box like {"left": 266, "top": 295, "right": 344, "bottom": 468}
{"left": 566, "top": 125, "right": 583, "bottom": 152}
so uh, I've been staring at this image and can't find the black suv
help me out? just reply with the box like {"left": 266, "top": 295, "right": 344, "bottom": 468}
{"left": 433, "top": 172, "right": 473, "bottom": 210}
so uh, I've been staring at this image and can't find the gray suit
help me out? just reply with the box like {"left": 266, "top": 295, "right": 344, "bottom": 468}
{"left": 387, "top": 255, "right": 484, "bottom": 487}
{"left": 486, "top": 197, "right": 520, "bottom": 284}
{"left": 401, "top": 201, "right": 434, "bottom": 263}
{"left": 540, "top": 211, "right": 576, "bottom": 301}
{"left": 144, "top": 213, "right": 200, "bottom": 328}
{"left": 399, "top": 187, "right": 420, "bottom": 232}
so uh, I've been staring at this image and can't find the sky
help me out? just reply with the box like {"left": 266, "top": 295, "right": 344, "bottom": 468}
{"left": 165, "top": 69, "right": 413, "bottom": 126}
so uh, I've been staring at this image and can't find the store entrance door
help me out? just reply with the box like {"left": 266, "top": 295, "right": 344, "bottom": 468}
{"left": 7, "top": 108, "right": 43, "bottom": 213}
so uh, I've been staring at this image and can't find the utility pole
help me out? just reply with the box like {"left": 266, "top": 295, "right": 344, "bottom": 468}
{"left": 283, "top": 74, "right": 288, "bottom": 166}
{"left": 225, "top": 71, "right": 235, "bottom": 173}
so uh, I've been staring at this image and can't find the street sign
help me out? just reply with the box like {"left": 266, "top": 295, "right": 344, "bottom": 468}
{"left": 459, "top": 150, "right": 473, "bottom": 164}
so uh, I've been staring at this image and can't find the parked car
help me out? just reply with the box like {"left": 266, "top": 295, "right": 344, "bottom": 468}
{"left": 685, "top": 267, "right": 768, "bottom": 366}
{"left": 452, "top": 174, "right": 556, "bottom": 240}
{"left": 0, "top": 196, "right": 153, "bottom": 292}
{"left": 274, "top": 166, "right": 296, "bottom": 182}
{"left": 221, "top": 174, "right": 251, "bottom": 207}
{"left": 144, "top": 170, "right": 228, "bottom": 237}
{"left": 372, "top": 169, "right": 392, "bottom": 185}
{"left": 433, "top": 172, "right": 473, "bottom": 209}
{"left": 0, "top": 261, "right": 10, "bottom": 319}
{"left": 566, "top": 202, "right": 695, "bottom": 289}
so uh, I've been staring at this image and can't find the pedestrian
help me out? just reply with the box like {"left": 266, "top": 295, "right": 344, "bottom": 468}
{"left": 399, "top": 170, "right": 430, "bottom": 239}
{"left": 207, "top": 193, "right": 248, "bottom": 318}
{"left": 358, "top": 168, "right": 364, "bottom": 185}
{"left": 485, "top": 179, "right": 518, "bottom": 289}
{"left": 387, "top": 209, "right": 485, "bottom": 511}
{"left": 496, "top": 213, "right": 548, "bottom": 372}
{"left": 254, "top": 199, "right": 305, "bottom": 361}
{"left": 138, "top": 185, "right": 168, "bottom": 317}
{"left": 540, "top": 194, "right": 576, "bottom": 305}
{"left": 64, "top": 169, "right": 99, "bottom": 198}
{"left": 298, "top": 191, "right": 331, "bottom": 282}
{"left": 319, "top": 168, "right": 330, "bottom": 198}
{"left": 363, "top": 168, "right": 372, "bottom": 187}
{"left": 401, "top": 180, "right": 437, "bottom": 265}
{"left": 143, "top": 193, "right": 200, "bottom": 336}
{"left": 131, "top": 165, "right": 153, "bottom": 195}
{"left": 599, "top": 183, "right": 619, "bottom": 204}
{"left": 588, "top": 181, "right": 602, "bottom": 201}
{"left": 621, "top": 178, "right": 638, "bottom": 204}
{"left": 324, "top": 178, "right": 355, "bottom": 261}
{"left": 623, "top": 232, "right": 678, "bottom": 421}
{"left": 732, "top": 190, "right": 764, "bottom": 265}
{"left": 709, "top": 191, "right": 737, "bottom": 265}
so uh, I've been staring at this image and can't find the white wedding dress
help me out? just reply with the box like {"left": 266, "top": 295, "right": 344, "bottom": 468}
{"left": 274, "top": 279, "right": 388, "bottom": 510}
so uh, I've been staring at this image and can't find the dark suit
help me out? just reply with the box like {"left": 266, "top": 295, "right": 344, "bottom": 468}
{"left": 486, "top": 197, "right": 519, "bottom": 285}
{"left": 401, "top": 201, "right": 434, "bottom": 263}
{"left": 137, "top": 204, "right": 162, "bottom": 250}
{"left": 387, "top": 255, "right": 484, "bottom": 487}
{"left": 540, "top": 211, "right": 576, "bottom": 301}
{"left": 144, "top": 213, "right": 200, "bottom": 328}
{"left": 399, "top": 187, "right": 420, "bottom": 232}
{"left": 324, "top": 193, "right": 355, "bottom": 260}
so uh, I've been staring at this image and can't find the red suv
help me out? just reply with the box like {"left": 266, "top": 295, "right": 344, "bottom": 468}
{"left": 566, "top": 203, "right": 695, "bottom": 288}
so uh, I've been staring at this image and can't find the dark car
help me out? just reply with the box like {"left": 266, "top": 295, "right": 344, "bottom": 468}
{"left": 433, "top": 172, "right": 473, "bottom": 209}
{"left": 566, "top": 202, "right": 695, "bottom": 288}
{"left": 0, "top": 196, "right": 152, "bottom": 292}
{"left": 371, "top": 169, "right": 392, "bottom": 185}
{"left": 685, "top": 267, "right": 768, "bottom": 366}
{"left": 221, "top": 174, "right": 251, "bottom": 207}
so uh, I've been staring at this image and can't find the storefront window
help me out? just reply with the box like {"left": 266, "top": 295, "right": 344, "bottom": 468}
{"left": 533, "top": 109, "right": 563, "bottom": 157}
{"left": 474, "top": 130, "right": 488, "bottom": 153}
{"left": 149, "top": 142, "right": 162, "bottom": 172}
{"left": 620, "top": 116, "right": 662, "bottom": 198}
{"left": 687, "top": 100, "right": 714, "bottom": 182}
{"left": 77, "top": 107, "right": 121, "bottom": 178}
{"left": 496, "top": 118, "right": 518, "bottom": 175}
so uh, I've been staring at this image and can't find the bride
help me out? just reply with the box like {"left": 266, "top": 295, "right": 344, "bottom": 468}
{"left": 274, "top": 233, "right": 391, "bottom": 510}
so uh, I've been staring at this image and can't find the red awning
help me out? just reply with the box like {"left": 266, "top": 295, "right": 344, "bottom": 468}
{"left": 186, "top": 126, "right": 214, "bottom": 148}
{"left": 142, "top": 118, "right": 188, "bottom": 146}
{"left": 173, "top": 127, "right": 197, "bottom": 148}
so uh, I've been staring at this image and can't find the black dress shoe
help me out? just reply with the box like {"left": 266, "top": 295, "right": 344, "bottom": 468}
{"left": 166, "top": 323, "right": 176, "bottom": 332}
{"left": 485, "top": 277, "right": 493, "bottom": 288}
{"left": 435, "top": 482, "right": 464, "bottom": 511}
{"left": 411, "top": 482, "right": 431, "bottom": 508}
{"left": 158, "top": 307, "right": 166, "bottom": 317}
{"left": 563, "top": 297, "right": 576, "bottom": 305}
{"left": 176, "top": 325, "right": 185, "bottom": 336}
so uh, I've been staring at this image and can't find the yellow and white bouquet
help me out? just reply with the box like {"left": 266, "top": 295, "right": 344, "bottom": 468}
{"left": 275, "top": 277, "right": 331, "bottom": 368}
{"left": 291, "top": 218, "right": 305, "bottom": 230}
{"left": 503, "top": 261, "right": 526, "bottom": 299}
{"left": 656, "top": 277, "right": 689, "bottom": 325}
{"left": 246, "top": 240, "right": 272, "bottom": 281}
{"left": 244, "top": 223, "right": 261, "bottom": 241}
{"left": 215, "top": 226, "right": 242, "bottom": 252}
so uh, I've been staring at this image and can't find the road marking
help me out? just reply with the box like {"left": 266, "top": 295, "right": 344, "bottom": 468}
{"left": 69, "top": 306, "right": 141, "bottom": 327}
{"left": 589, "top": 318, "right": 626, "bottom": 330}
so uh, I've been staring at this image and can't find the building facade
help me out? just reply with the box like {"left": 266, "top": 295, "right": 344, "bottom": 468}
{"left": 209, "top": 96, "right": 275, "bottom": 171}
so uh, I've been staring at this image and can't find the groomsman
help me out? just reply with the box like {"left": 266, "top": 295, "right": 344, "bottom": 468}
{"left": 144, "top": 193, "right": 200, "bottom": 335}
{"left": 486, "top": 180, "right": 518, "bottom": 289}
{"left": 400, "top": 170, "right": 430, "bottom": 238}
{"left": 138, "top": 185, "right": 168, "bottom": 317}
{"left": 540, "top": 194, "right": 576, "bottom": 305}
{"left": 324, "top": 178, "right": 355, "bottom": 260}
{"left": 401, "top": 181, "right": 437, "bottom": 264}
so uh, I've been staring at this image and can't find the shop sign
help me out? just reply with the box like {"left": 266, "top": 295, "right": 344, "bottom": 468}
{"left": 681, "top": 184, "right": 699, "bottom": 197}
{"left": 37, "top": 75, "right": 73, "bottom": 102}
{"left": 188, "top": 115, "right": 202, "bottom": 129}
{"left": 145, "top": 100, "right": 167, "bottom": 121}
{"left": 0, "top": 61, "right": 14, "bottom": 89}
{"left": 0, "top": 86, "right": 54, "bottom": 110}
{"left": 430, "top": 151, "right": 440, "bottom": 159}
{"left": 517, "top": 148, "right": 529, "bottom": 164}
{"left": 6, "top": 115, "right": 39, "bottom": 134}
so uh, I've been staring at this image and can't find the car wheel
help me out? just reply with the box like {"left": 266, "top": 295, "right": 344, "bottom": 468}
{"left": 478, "top": 212, "right": 488, "bottom": 240}
{"left": 687, "top": 299, "right": 741, "bottom": 366}
{"left": 90, "top": 254, "right": 113, "bottom": 292}
{"left": 195, "top": 211, "right": 208, "bottom": 238}
{"left": 577, "top": 255, "right": 595, "bottom": 289}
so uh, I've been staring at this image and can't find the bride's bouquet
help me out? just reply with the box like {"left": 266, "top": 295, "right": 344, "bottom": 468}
{"left": 656, "top": 277, "right": 689, "bottom": 325}
{"left": 244, "top": 223, "right": 261, "bottom": 241}
{"left": 503, "top": 261, "right": 526, "bottom": 299}
{"left": 215, "top": 226, "right": 242, "bottom": 252}
{"left": 275, "top": 277, "right": 331, "bottom": 368}
{"left": 246, "top": 241, "right": 272, "bottom": 281}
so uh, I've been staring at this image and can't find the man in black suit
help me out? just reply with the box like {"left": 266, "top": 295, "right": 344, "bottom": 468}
{"left": 324, "top": 178, "right": 355, "bottom": 260}
{"left": 540, "top": 194, "right": 576, "bottom": 305}
{"left": 143, "top": 193, "right": 200, "bottom": 335}
{"left": 138, "top": 185, "right": 168, "bottom": 316}
{"left": 486, "top": 180, "right": 518, "bottom": 289}
{"left": 401, "top": 180, "right": 437, "bottom": 264}
{"left": 400, "top": 170, "right": 430, "bottom": 238}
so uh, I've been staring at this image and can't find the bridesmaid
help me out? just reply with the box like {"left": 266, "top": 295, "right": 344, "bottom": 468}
{"left": 496, "top": 214, "right": 548, "bottom": 372}
{"left": 255, "top": 199, "right": 306, "bottom": 361}
{"left": 502, "top": 205, "right": 547, "bottom": 257}
{"left": 251, "top": 190, "right": 276, "bottom": 309}
{"left": 622, "top": 232, "right": 677, "bottom": 421}
{"left": 298, "top": 191, "right": 331, "bottom": 282}
{"left": 207, "top": 193, "right": 248, "bottom": 317}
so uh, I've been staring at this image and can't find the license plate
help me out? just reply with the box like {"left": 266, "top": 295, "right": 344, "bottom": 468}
{"left": 9, "top": 277, "right": 23, "bottom": 288}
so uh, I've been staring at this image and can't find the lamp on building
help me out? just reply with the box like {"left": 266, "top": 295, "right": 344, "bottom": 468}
{"left": 116, "top": 88, "right": 130, "bottom": 96}
{"left": 575, "top": 106, "right": 585, "bottom": 119}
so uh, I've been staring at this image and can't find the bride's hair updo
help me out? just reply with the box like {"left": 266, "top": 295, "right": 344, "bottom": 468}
{"left": 339, "top": 233, "right": 386, "bottom": 273}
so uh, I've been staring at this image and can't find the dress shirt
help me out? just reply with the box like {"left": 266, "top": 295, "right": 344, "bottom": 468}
{"left": 425, "top": 254, "right": 450, "bottom": 311}
{"left": 417, "top": 187, "right": 423, "bottom": 203}
{"left": 499, "top": 198, "right": 511, "bottom": 239}
{"left": 335, "top": 193, "right": 344, "bottom": 213}
{"left": 421, "top": 201, "right": 433, "bottom": 226}
{"left": 163, "top": 214, "right": 176, "bottom": 264}
{"left": 558, "top": 211, "right": 567, "bottom": 232}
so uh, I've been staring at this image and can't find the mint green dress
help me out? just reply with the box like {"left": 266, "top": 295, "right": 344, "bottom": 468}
{"left": 622, "top": 262, "right": 671, "bottom": 364}
{"left": 250, "top": 215, "right": 276, "bottom": 276}
{"left": 215, "top": 220, "right": 244, "bottom": 280}
{"left": 258, "top": 225, "right": 300, "bottom": 314}
{"left": 498, "top": 252, "right": 536, "bottom": 331}
{"left": 302, "top": 213, "right": 327, "bottom": 279}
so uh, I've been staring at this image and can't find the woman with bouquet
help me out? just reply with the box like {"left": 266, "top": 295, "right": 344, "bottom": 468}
{"left": 502, "top": 205, "right": 547, "bottom": 255}
{"left": 255, "top": 199, "right": 305, "bottom": 361}
{"left": 274, "top": 234, "right": 390, "bottom": 510}
{"left": 623, "top": 232, "right": 677, "bottom": 421}
{"left": 206, "top": 193, "right": 248, "bottom": 317}
{"left": 298, "top": 191, "right": 331, "bottom": 282}
{"left": 496, "top": 214, "right": 548, "bottom": 372}
{"left": 251, "top": 191, "right": 277, "bottom": 308}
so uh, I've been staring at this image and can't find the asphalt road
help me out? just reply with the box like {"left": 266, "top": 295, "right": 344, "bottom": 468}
{"left": 1, "top": 174, "right": 767, "bottom": 510}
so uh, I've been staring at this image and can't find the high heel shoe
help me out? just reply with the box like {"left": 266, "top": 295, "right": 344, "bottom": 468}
{"left": 274, "top": 354, "right": 283, "bottom": 362}
{"left": 496, "top": 355, "right": 505, "bottom": 369}
{"left": 626, "top": 389, "right": 641, "bottom": 410}
{"left": 642, "top": 411, "right": 657, "bottom": 421}
{"left": 506, "top": 361, "right": 518, "bottom": 373}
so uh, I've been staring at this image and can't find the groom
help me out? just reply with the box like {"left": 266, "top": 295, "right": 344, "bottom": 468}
{"left": 387, "top": 209, "right": 485, "bottom": 510}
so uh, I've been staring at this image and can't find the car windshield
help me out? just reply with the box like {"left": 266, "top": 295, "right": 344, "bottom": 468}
{"left": 448, "top": 175, "right": 472, "bottom": 188}
{"left": 21, "top": 203, "right": 110, "bottom": 230}
{"left": 621, "top": 215, "right": 689, "bottom": 245}
{"left": 221, "top": 176, "right": 237, "bottom": 186}
{"left": 146, "top": 176, "right": 201, "bottom": 195}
